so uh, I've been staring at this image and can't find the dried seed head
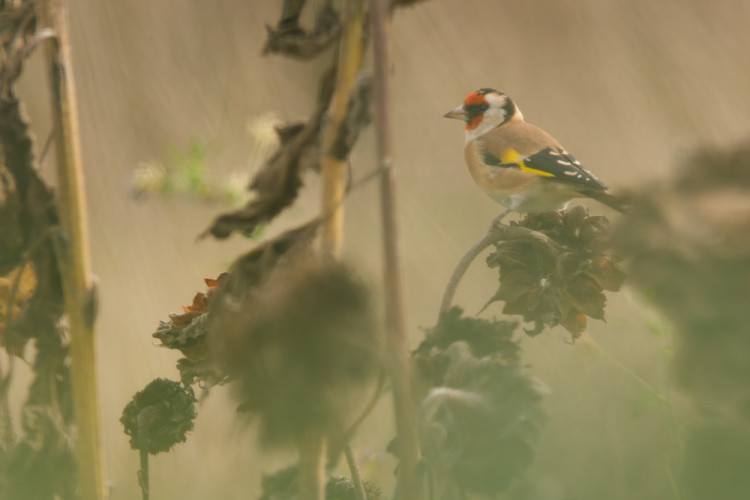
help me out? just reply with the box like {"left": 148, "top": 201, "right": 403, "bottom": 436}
{"left": 120, "top": 379, "right": 197, "bottom": 455}
{"left": 485, "top": 207, "right": 625, "bottom": 340}
{"left": 412, "top": 309, "right": 545, "bottom": 495}
{"left": 210, "top": 252, "right": 381, "bottom": 448}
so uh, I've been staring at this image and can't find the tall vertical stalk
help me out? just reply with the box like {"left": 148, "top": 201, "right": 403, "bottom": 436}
{"left": 38, "top": 1, "right": 105, "bottom": 499}
{"left": 369, "top": 0, "right": 421, "bottom": 498}
{"left": 320, "top": 0, "right": 366, "bottom": 255}
{"left": 313, "top": 1, "right": 366, "bottom": 498}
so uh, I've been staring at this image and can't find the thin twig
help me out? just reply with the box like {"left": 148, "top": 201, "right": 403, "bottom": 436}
{"left": 345, "top": 445, "right": 368, "bottom": 500}
{"left": 369, "top": 0, "right": 420, "bottom": 498}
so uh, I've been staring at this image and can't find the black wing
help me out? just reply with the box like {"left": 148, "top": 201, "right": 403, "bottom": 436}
{"left": 483, "top": 147, "right": 608, "bottom": 191}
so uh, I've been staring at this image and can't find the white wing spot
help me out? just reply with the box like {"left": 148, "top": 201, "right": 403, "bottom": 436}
{"left": 564, "top": 170, "right": 577, "bottom": 176}
{"left": 556, "top": 159, "right": 572, "bottom": 166}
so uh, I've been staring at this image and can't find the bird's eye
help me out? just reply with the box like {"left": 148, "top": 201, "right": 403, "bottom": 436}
{"left": 464, "top": 103, "right": 489, "bottom": 118}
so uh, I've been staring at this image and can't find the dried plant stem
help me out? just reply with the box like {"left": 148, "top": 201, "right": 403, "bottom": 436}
{"left": 320, "top": 0, "right": 366, "bottom": 255}
{"left": 298, "top": 431, "right": 328, "bottom": 500}
{"left": 439, "top": 229, "right": 506, "bottom": 317}
{"left": 439, "top": 223, "right": 555, "bottom": 319}
{"left": 138, "top": 450, "right": 150, "bottom": 500}
{"left": 369, "top": 0, "right": 420, "bottom": 498}
{"left": 344, "top": 445, "right": 368, "bottom": 500}
{"left": 38, "top": 1, "right": 105, "bottom": 499}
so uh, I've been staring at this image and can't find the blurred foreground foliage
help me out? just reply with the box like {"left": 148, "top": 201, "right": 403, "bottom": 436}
{"left": 614, "top": 144, "right": 750, "bottom": 500}
{"left": 411, "top": 308, "right": 546, "bottom": 498}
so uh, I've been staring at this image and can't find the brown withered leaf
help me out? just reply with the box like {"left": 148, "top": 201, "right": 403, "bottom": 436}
{"left": 158, "top": 221, "right": 319, "bottom": 388}
{"left": 561, "top": 310, "right": 587, "bottom": 338}
{"left": 212, "top": 219, "right": 320, "bottom": 300}
{"left": 0, "top": 165, "right": 24, "bottom": 274}
{"left": 330, "top": 75, "right": 372, "bottom": 161}
{"left": 263, "top": 4, "right": 341, "bottom": 60}
{"left": 486, "top": 207, "right": 626, "bottom": 340}
{"left": 588, "top": 254, "right": 626, "bottom": 292}
{"left": 0, "top": 263, "right": 37, "bottom": 355}
{"left": 566, "top": 275, "right": 606, "bottom": 319}
{"left": 203, "top": 66, "right": 335, "bottom": 240}
{"left": 203, "top": 122, "right": 319, "bottom": 239}
{"left": 153, "top": 273, "right": 227, "bottom": 361}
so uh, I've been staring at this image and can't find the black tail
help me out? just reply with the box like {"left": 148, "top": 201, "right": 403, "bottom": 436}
{"left": 579, "top": 189, "right": 630, "bottom": 214}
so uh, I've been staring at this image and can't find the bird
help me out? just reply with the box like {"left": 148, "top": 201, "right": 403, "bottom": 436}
{"left": 444, "top": 88, "right": 626, "bottom": 224}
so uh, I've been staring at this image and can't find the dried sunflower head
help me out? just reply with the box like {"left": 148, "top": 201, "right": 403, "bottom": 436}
{"left": 485, "top": 207, "right": 625, "bottom": 340}
{"left": 411, "top": 308, "right": 546, "bottom": 497}
{"left": 120, "top": 379, "right": 197, "bottom": 455}
{"left": 210, "top": 250, "right": 381, "bottom": 448}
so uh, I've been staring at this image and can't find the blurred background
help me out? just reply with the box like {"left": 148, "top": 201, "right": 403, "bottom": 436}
{"left": 12, "top": 0, "right": 750, "bottom": 498}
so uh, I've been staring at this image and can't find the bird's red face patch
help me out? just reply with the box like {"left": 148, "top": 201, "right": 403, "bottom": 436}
{"left": 463, "top": 92, "right": 489, "bottom": 130}
{"left": 467, "top": 115, "right": 483, "bottom": 130}
{"left": 464, "top": 91, "right": 488, "bottom": 108}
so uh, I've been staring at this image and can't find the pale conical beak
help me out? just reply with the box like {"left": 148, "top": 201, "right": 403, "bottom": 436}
{"left": 443, "top": 105, "right": 467, "bottom": 121}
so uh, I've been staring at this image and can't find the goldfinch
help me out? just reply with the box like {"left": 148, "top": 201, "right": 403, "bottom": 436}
{"left": 444, "top": 88, "right": 625, "bottom": 220}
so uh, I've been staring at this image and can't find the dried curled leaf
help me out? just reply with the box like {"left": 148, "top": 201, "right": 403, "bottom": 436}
{"left": 152, "top": 273, "right": 228, "bottom": 388}
{"left": 203, "top": 67, "right": 335, "bottom": 239}
{"left": 0, "top": 263, "right": 36, "bottom": 355}
{"left": 203, "top": 122, "right": 319, "bottom": 239}
{"left": 0, "top": 98, "right": 63, "bottom": 360}
{"left": 0, "top": 45, "right": 69, "bottom": 500}
{"left": 0, "top": 166, "right": 23, "bottom": 274}
{"left": 485, "top": 207, "right": 626, "bottom": 340}
{"left": 155, "top": 221, "right": 320, "bottom": 388}
{"left": 410, "top": 308, "right": 545, "bottom": 497}
{"left": 0, "top": 3, "right": 47, "bottom": 96}
{"left": 263, "top": 4, "right": 341, "bottom": 60}
{"left": 330, "top": 75, "right": 372, "bottom": 161}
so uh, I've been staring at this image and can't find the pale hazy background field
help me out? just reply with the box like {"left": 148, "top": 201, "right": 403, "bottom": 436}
{"left": 14, "top": 1, "right": 750, "bottom": 498}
